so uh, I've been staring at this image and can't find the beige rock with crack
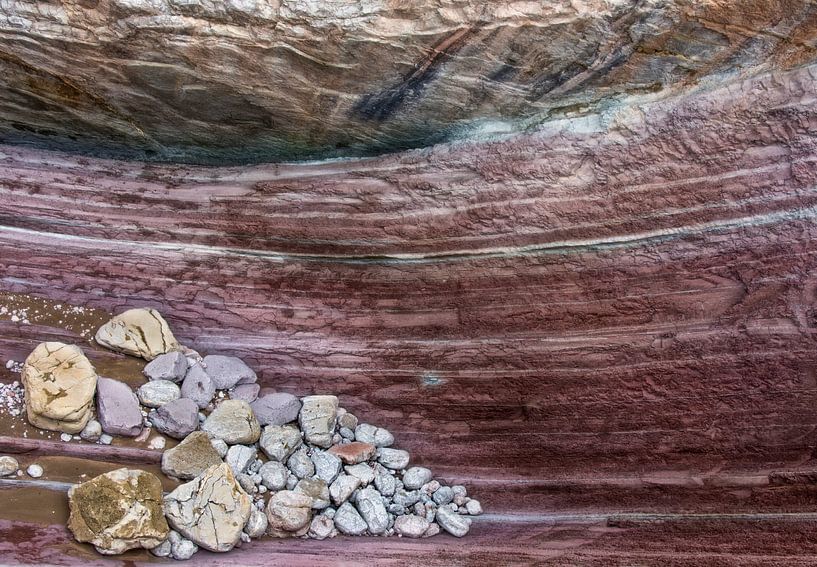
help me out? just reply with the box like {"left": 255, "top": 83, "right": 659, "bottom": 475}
{"left": 22, "top": 342, "right": 97, "bottom": 433}
{"left": 67, "top": 468, "right": 169, "bottom": 555}
{"left": 163, "top": 463, "right": 252, "bottom": 552}
{"left": 265, "top": 490, "right": 313, "bottom": 537}
{"left": 298, "top": 395, "right": 338, "bottom": 448}
{"left": 95, "top": 308, "right": 180, "bottom": 360}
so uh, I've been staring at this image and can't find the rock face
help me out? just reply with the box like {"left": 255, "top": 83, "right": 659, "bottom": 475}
{"left": 67, "top": 468, "right": 169, "bottom": 555}
{"left": 95, "top": 308, "right": 179, "bottom": 360}
{"left": 201, "top": 400, "right": 261, "bottom": 444}
{"left": 298, "top": 395, "right": 338, "bottom": 448}
{"left": 163, "top": 463, "right": 252, "bottom": 553}
{"left": 95, "top": 377, "right": 143, "bottom": 437}
{"left": 21, "top": 342, "right": 97, "bottom": 434}
{"left": 161, "top": 431, "right": 223, "bottom": 480}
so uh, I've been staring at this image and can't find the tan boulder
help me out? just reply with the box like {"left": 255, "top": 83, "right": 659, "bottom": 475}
{"left": 95, "top": 308, "right": 180, "bottom": 360}
{"left": 67, "top": 468, "right": 169, "bottom": 555}
{"left": 265, "top": 490, "right": 313, "bottom": 538}
{"left": 22, "top": 342, "right": 97, "bottom": 433}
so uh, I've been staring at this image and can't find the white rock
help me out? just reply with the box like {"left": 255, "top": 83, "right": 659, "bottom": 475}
{"left": 79, "top": 419, "right": 102, "bottom": 441}
{"left": 394, "top": 514, "right": 430, "bottom": 538}
{"left": 436, "top": 505, "right": 471, "bottom": 537}
{"left": 287, "top": 447, "right": 315, "bottom": 479}
{"left": 308, "top": 515, "right": 336, "bottom": 540}
{"left": 210, "top": 438, "right": 229, "bottom": 458}
{"left": 311, "top": 449, "right": 342, "bottom": 484}
{"left": 0, "top": 456, "right": 19, "bottom": 476}
{"left": 226, "top": 444, "right": 257, "bottom": 476}
{"left": 26, "top": 464, "right": 43, "bottom": 478}
{"left": 403, "top": 466, "right": 432, "bottom": 490}
{"left": 244, "top": 508, "right": 268, "bottom": 538}
{"left": 259, "top": 424, "right": 302, "bottom": 462}
{"left": 345, "top": 463, "right": 374, "bottom": 485}
{"left": 137, "top": 380, "right": 181, "bottom": 408}
{"left": 258, "top": 461, "right": 288, "bottom": 491}
{"left": 465, "top": 499, "right": 483, "bottom": 515}
{"left": 171, "top": 538, "right": 198, "bottom": 560}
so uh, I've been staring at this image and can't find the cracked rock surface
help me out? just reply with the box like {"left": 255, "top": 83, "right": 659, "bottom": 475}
{"left": 95, "top": 308, "right": 180, "bottom": 361}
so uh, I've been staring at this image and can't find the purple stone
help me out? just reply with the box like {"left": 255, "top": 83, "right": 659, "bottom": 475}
{"left": 231, "top": 383, "right": 260, "bottom": 404}
{"left": 180, "top": 364, "right": 215, "bottom": 409}
{"left": 149, "top": 398, "right": 198, "bottom": 439}
{"left": 96, "top": 377, "right": 143, "bottom": 437}
{"left": 203, "top": 355, "right": 257, "bottom": 389}
{"left": 250, "top": 392, "right": 301, "bottom": 426}
{"left": 143, "top": 351, "right": 188, "bottom": 383}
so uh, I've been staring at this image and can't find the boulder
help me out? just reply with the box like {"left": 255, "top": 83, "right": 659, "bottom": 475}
{"left": 265, "top": 490, "right": 313, "bottom": 537}
{"left": 148, "top": 398, "right": 199, "bottom": 439}
{"left": 328, "top": 441, "right": 376, "bottom": 465}
{"left": 161, "top": 431, "right": 223, "bottom": 480}
{"left": 259, "top": 424, "right": 302, "bottom": 462}
{"left": 202, "top": 355, "right": 257, "bottom": 389}
{"left": 95, "top": 308, "right": 180, "bottom": 361}
{"left": 298, "top": 395, "right": 337, "bottom": 448}
{"left": 201, "top": 400, "right": 260, "bottom": 444}
{"left": 136, "top": 380, "right": 181, "bottom": 408}
{"left": 163, "top": 463, "right": 252, "bottom": 552}
{"left": 96, "top": 377, "right": 143, "bottom": 437}
{"left": 251, "top": 392, "right": 301, "bottom": 426}
{"left": 22, "top": 342, "right": 97, "bottom": 433}
{"left": 180, "top": 364, "right": 215, "bottom": 409}
{"left": 67, "top": 468, "right": 169, "bottom": 555}
{"left": 143, "top": 352, "right": 187, "bottom": 382}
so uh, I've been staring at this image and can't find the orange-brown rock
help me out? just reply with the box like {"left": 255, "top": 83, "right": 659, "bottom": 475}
{"left": 328, "top": 442, "right": 377, "bottom": 466}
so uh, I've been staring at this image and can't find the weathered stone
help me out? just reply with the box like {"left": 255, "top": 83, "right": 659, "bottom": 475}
{"left": 171, "top": 538, "right": 198, "bottom": 560}
{"left": 435, "top": 505, "right": 472, "bottom": 537}
{"left": 295, "top": 478, "right": 331, "bottom": 509}
{"left": 394, "top": 514, "right": 430, "bottom": 538}
{"left": 210, "top": 438, "right": 229, "bottom": 458}
{"left": 258, "top": 461, "right": 288, "bottom": 490}
{"left": 308, "top": 515, "right": 336, "bottom": 540}
{"left": 161, "top": 431, "right": 222, "bottom": 480}
{"left": 329, "top": 474, "right": 361, "bottom": 506}
{"left": 354, "top": 423, "right": 394, "bottom": 447}
{"left": 68, "top": 468, "right": 169, "bottom": 555}
{"left": 265, "top": 490, "right": 313, "bottom": 538}
{"left": 96, "top": 377, "right": 143, "bottom": 437}
{"left": 244, "top": 508, "right": 268, "bottom": 538}
{"left": 180, "top": 364, "right": 215, "bottom": 410}
{"left": 377, "top": 448, "right": 410, "bottom": 470}
{"left": 236, "top": 473, "right": 256, "bottom": 494}
{"left": 402, "top": 466, "right": 433, "bottom": 490}
{"left": 465, "top": 499, "right": 483, "bottom": 515}
{"left": 259, "top": 424, "right": 302, "bottom": 462}
{"left": 333, "top": 502, "right": 367, "bottom": 536}
{"left": 298, "top": 395, "right": 337, "bottom": 448}
{"left": 150, "top": 539, "right": 171, "bottom": 557}
{"left": 329, "top": 441, "right": 376, "bottom": 465}
{"left": 355, "top": 486, "right": 389, "bottom": 535}
{"left": 143, "top": 352, "right": 188, "bottom": 383}
{"left": 202, "top": 355, "right": 257, "bottom": 389}
{"left": 339, "top": 427, "right": 355, "bottom": 441}
{"left": 201, "top": 400, "right": 260, "bottom": 444}
{"left": 80, "top": 419, "right": 102, "bottom": 441}
{"left": 26, "top": 463, "right": 43, "bottom": 477}
{"left": 0, "top": 456, "right": 18, "bottom": 477}
{"left": 163, "top": 463, "right": 252, "bottom": 552}
{"left": 311, "top": 449, "right": 343, "bottom": 484}
{"left": 136, "top": 380, "right": 181, "bottom": 408}
{"left": 148, "top": 398, "right": 198, "bottom": 439}
{"left": 374, "top": 464, "right": 396, "bottom": 497}
{"left": 225, "top": 444, "right": 257, "bottom": 476}
{"left": 95, "top": 308, "right": 180, "bottom": 361}
{"left": 251, "top": 392, "right": 301, "bottom": 426}
{"left": 22, "top": 342, "right": 97, "bottom": 433}
{"left": 345, "top": 463, "right": 375, "bottom": 485}
{"left": 287, "top": 447, "right": 315, "bottom": 479}
{"left": 433, "top": 486, "right": 454, "bottom": 506}
{"left": 337, "top": 411, "right": 358, "bottom": 431}
{"left": 230, "top": 383, "right": 260, "bottom": 404}
{"left": 423, "top": 523, "right": 441, "bottom": 538}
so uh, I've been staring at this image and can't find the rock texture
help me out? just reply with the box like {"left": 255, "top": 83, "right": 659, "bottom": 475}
{"left": 21, "top": 342, "right": 97, "bottom": 433}
{"left": 201, "top": 400, "right": 261, "bottom": 445}
{"left": 95, "top": 308, "right": 179, "bottom": 360}
{"left": 95, "top": 377, "right": 143, "bottom": 437}
{"left": 161, "top": 431, "right": 222, "bottom": 480}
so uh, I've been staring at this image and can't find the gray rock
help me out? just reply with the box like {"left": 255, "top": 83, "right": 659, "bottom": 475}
{"left": 163, "top": 463, "right": 252, "bottom": 552}
{"left": 465, "top": 499, "right": 483, "bottom": 515}
{"left": 258, "top": 461, "right": 288, "bottom": 490}
{"left": 423, "top": 522, "right": 441, "bottom": 538}
{"left": 161, "top": 431, "right": 222, "bottom": 480}
{"left": 230, "top": 383, "right": 260, "bottom": 403}
{"left": 394, "top": 514, "right": 430, "bottom": 538}
{"left": 308, "top": 515, "right": 336, "bottom": 540}
{"left": 298, "top": 395, "right": 338, "bottom": 448}
{"left": 143, "top": 352, "right": 187, "bottom": 383}
{"left": 149, "top": 398, "right": 198, "bottom": 439}
{"left": 136, "top": 380, "right": 181, "bottom": 408}
{"left": 202, "top": 400, "right": 261, "bottom": 444}
{"left": 245, "top": 508, "right": 268, "bottom": 538}
{"left": 180, "top": 365, "right": 215, "bottom": 409}
{"left": 339, "top": 427, "right": 355, "bottom": 440}
{"left": 287, "top": 447, "right": 315, "bottom": 479}
{"left": 377, "top": 448, "right": 409, "bottom": 470}
{"left": 337, "top": 411, "right": 358, "bottom": 431}
{"left": 403, "top": 467, "right": 433, "bottom": 490}
{"left": 354, "top": 423, "right": 394, "bottom": 447}
{"left": 393, "top": 489, "right": 420, "bottom": 508}
{"left": 0, "top": 456, "right": 19, "bottom": 477}
{"left": 295, "top": 478, "right": 331, "bottom": 509}
{"left": 311, "top": 450, "right": 342, "bottom": 484}
{"left": 355, "top": 486, "right": 389, "bottom": 534}
{"left": 202, "top": 355, "right": 257, "bottom": 389}
{"left": 433, "top": 486, "right": 454, "bottom": 506}
{"left": 329, "top": 474, "right": 361, "bottom": 506}
{"left": 345, "top": 463, "right": 374, "bottom": 485}
{"left": 211, "top": 438, "right": 229, "bottom": 458}
{"left": 266, "top": 490, "right": 313, "bottom": 537}
{"left": 150, "top": 539, "right": 172, "bottom": 557}
{"left": 79, "top": 419, "right": 102, "bottom": 441}
{"left": 333, "top": 502, "right": 367, "bottom": 535}
{"left": 286, "top": 474, "right": 298, "bottom": 490}
{"left": 435, "top": 505, "right": 471, "bottom": 537}
{"left": 96, "top": 377, "right": 143, "bottom": 437}
{"left": 388, "top": 503, "right": 405, "bottom": 515}
{"left": 323, "top": 507, "right": 336, "bottom": 519}
{"left": 259, "top": 424, "right": 302, "bottom": 462}
{"left": 225, "top": 444, "right": 257, "bottom": 476}
{"left": 237, "top": 473, "right": 256, "bottom": 494}
{"left": 171, "top": 538, "right": 198, "bottom": 560}
{"left": 99, "top": 433, "right": 113, "bottom": 445}
{"left": 251, "top": 392, "right": 302, "bottom": 426}
{"left": 452, "top": 485, "right": 467, "bottom": 497}
{"left": 373, "top": 464, "right": 396, "bottom": 497}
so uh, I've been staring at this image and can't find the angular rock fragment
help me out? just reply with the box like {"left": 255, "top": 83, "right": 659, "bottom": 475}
{"left": 311, "top": 449, "right": 343, "bottom": 484}
{"left": 436, "top": 505, "right": 471, "bottom": 537}
{"left": 298, "top": 395, "right": 338, "bottom": 448}
{"left": 259, "top": 424, "right": 302, "bottom": 462}
{"left": 163, "top": 463, "right": 252, "bottom": 552}
{"left": 68, "top": 468, "right": 169, "bottom": 555}
{"left": 230, "top": 383, "right": 260, "bottom": 403}
{"left": 161, "top": 431, "right": 222, "bottom": 480}
{"left": 258, "top": 461, "right": 289, "bottom": 490}
{"left": 295, "top": 478, "right": 331, "bottom": 509}
{"left": 137, "top": 380, "right": 180, "bottom": 408}
{"left": 287, "top": 447, "right": 315, "bottom": 479}
{"left": 355, "top": 486, "right": 389, "bottom": 534}
{"left": 394, "top": 514, "right": 430, "bottom": 538}
{"left": 180, "top": 364, "right": 215, "bottom": 410}
{"left": 251, "top": 392, "right": 301, "bottom": 426}
{"left": 403, "top": 466, "right": 433, "bottom": 490}
{"left": 333, "top": 502, "right": 367, "bottom": 535}
{"left": 245, "top": 508, "right": 268, "bottom": 538}
{"left": 308, "top": 515, "right": 336, "bottom": 540}
{"left": 202, "top": 355, "right": 257, "bottom": 389}
{"left": 374, "top": 464, "right": 396, "bottom": 496}
{"left": 225, "top": 444, "right": 257, "bottom": 476}
{"left": 201, "top": 399, "right": 260, "bottom": 444}
{"left": 149, "top": 398, "right": 199, "bottom": 439}
{"left": 0, "top": 456, "right": 18, "bottom": 477}
{"left": 22, "top": 342, "right": 97, "bottom": 433}
{"left": 345, "top": 463, "right": 375, "bottom": 485}
{"left": 265, "top": 490, "right": 313, "bottom": 537}
{"left": 96, "top": 377, "right": 143, "bottom": 437}
{"left": 95, "top": 308, "right": 180, "bottom": 361}
{"left": 329, "top": 474, "right": 361, "bottom": 506}
{"left": 377, "top": 448, "right": 410, "bottom": 470}
{"left": 355, "top": 423, "right": 394, "bottom": 447}
{"left": 329, "top": 441, "right": 376, "bottom": 465}
{"left": 143, "top": 352, "right": 187, "bottom": 383}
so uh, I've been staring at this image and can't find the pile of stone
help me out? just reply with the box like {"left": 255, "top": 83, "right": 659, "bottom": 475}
{"left": 14, "top": 308, "right": 482, "bottom": 560}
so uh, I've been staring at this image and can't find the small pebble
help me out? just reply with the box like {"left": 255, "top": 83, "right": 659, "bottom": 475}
{"left": 26, "top": 464, "right": 43, "bottom": 478}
